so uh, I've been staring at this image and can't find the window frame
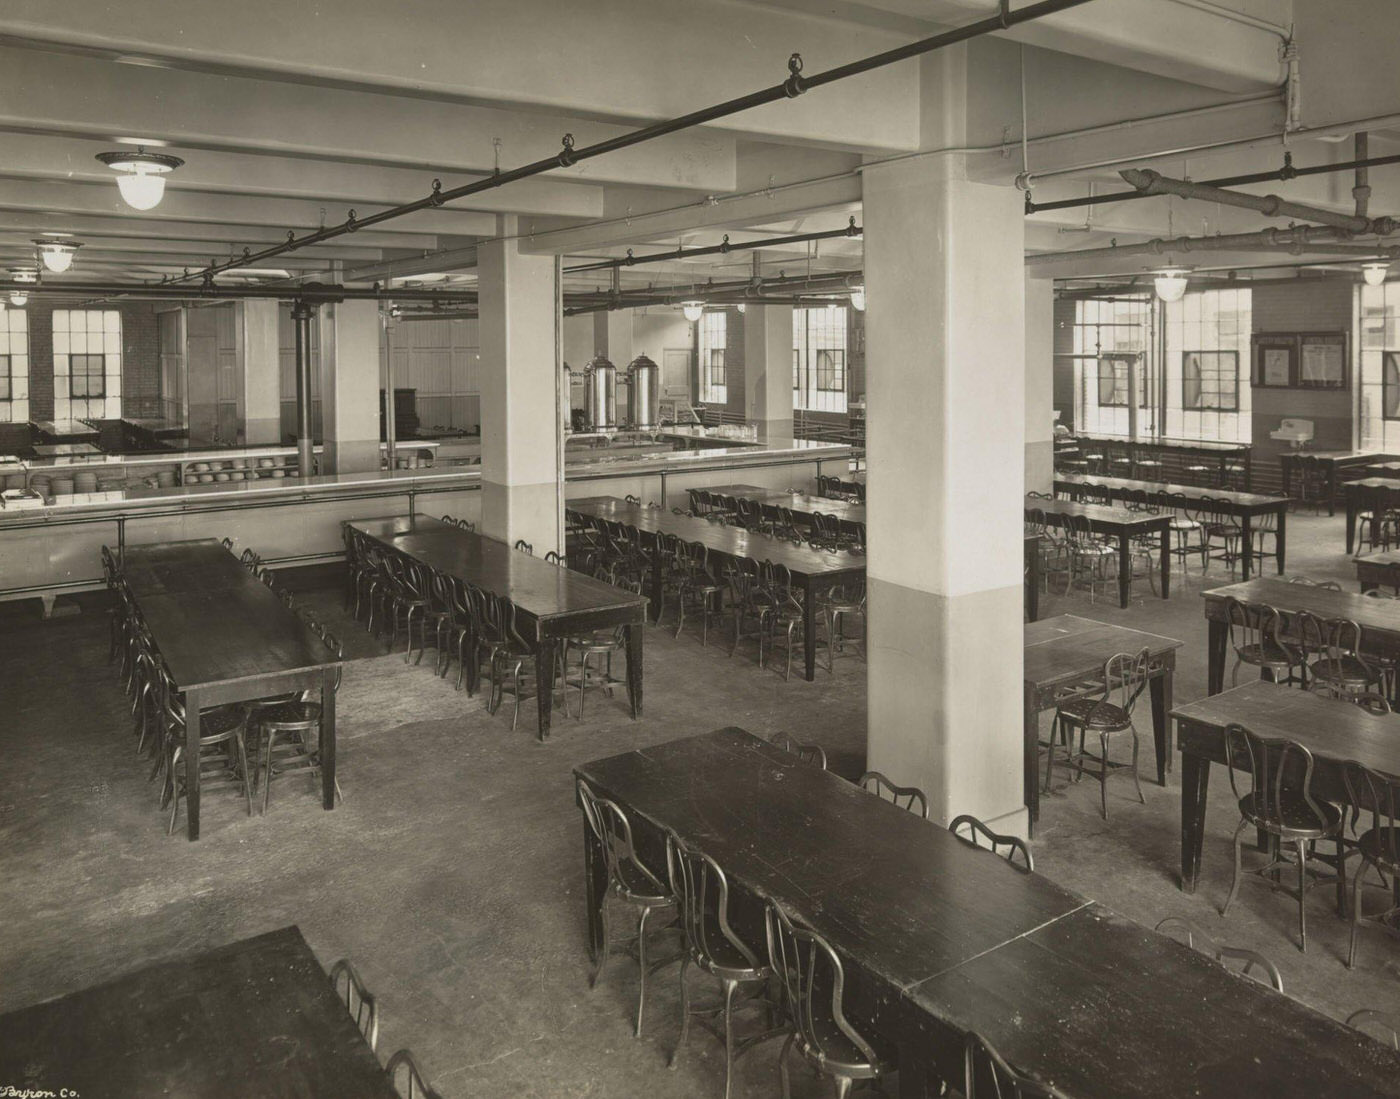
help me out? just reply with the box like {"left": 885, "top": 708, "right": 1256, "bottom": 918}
{"left": 0, "top": 353, "right": 9, "bottom": 401}
{"left": 69, "top": 353, "right": 107, "bottom": 399}
{"left": 1181, "top": 349, "right": 1240, "bottom": 412}
{"left": 792, "top": 306, "right": 849, "bottom": 413}
{"left": 1384, "top": 351, "right": 1400, "bottom": 421}
{"left": 697, "top": 311, "right": 727, "bottom": 404}
{"left": 1095, "top": 355, "right": 1147, "bottom": 409}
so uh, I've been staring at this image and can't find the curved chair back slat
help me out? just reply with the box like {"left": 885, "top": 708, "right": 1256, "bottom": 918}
{"left": 1154, "top": 916, "right": 1283, "bottom": 991}
{"left": 859, "top": 771, "right": 929, "bottom": 819}
{"left": 949, "top": 814, "right": 1034, "bottom": 872}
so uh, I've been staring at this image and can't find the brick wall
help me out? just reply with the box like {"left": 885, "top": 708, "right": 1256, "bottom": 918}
{"left": 22, "top": 300, "right": 170, "bottom": 421}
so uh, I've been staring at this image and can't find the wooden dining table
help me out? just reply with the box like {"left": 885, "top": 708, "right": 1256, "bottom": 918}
{"left": 0, "top": 926, "right": 398, "bottom": 1098}
{"left": 1173, "top": 680, "right": 1400, "bottom": 895}
{"left": 704, "top": 483, "right": 868, "bottom": 527}
{"left": 576, "top": 727, "right": 1400, "bottom": 1098}
{"left": 1024, "top": 615, "right": 1182, "bottom": 831}
{"left": 1203, "top": 578, "right": 1400, "bottom": 695}
{"left": 1342, "top": 477, "right": 1400, "bottom": 554}
{"left": 1024, "top": 533, "right": 1041, "bottom": 622}
{"left": 1356, "top": 551, "right": 1400, "bottom": 594}
{"left": 567, "top": 496, "right": 864, "bottom": 681}
{"left": 1054, "top": 473, "right": 1287, "bottom": 580}
{"left": 346, "top": 515, "right": 647, "bottom": 741}
{"left": 122, "top": 540, "right": 341, "bottom": 841}
{"left": 1025, "top": 495, "right": 1171, "bottom": 608}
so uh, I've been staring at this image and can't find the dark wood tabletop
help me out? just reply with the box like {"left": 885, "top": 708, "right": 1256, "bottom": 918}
{"left": 910, "top": 902, "right": 1400, "bottom": 1098}
{"left": 1054, "top": 474, "right": 1284, "bottom": 510}
{"left": 1028, "top": 495, "right": 1171, "bottom": 530}
{"left": 1356, "top": 551, "right": 1400, "bottom": 592}
{"left": 0, "top": 926, "right": 398, "bottom": 1099}
{"left": 122, "top": 539, "right": 255, "bottom": 595}
{"left": 705, "top": 484, "right": 867, "bottom": 524}
{"left": 1026, "top": 496, "right": 1172, "bottom": 606}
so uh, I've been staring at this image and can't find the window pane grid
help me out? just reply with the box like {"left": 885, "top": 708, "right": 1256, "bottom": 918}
{"left": 698, "top": 312, "right": 727, "bottom": 404}
{"left": 792, "top": 306, "right": 848, "bottom": 413}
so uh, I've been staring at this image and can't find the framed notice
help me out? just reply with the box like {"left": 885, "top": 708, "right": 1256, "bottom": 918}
{"left": 1252, "top": 333, "right": 1297, "bottom": 388}
{"left": 1298, "top": 331, "right": 1347, "bottom": 389}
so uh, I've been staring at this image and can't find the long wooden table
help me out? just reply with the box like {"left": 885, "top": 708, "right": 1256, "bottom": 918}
{"left": 122, "top": 540, "right": 341, "bottom": 841}
{"left": 1054, "top": 473, "right": 1287, "bottom": 580}
{"left": 347, "top": 515, "right": 646, "bottom": 740}
{"left": 568, "top": 496, "right": 863, "bottom": 681}
{"left": 0, "top": 926, "right": 398, "bottom": 1097}
{"left": 1024, "top": 615, "right": 1182, "bottom": 830}
{"left": 704, "top": 483, "right": 868, "bottom": 528}
{"left": 1280, "top": 449, "right": 1395, "bottom": 516}
{"left": 1343, "top": 477, "right": 1400, "bottom": 554}
{"left": 576, "top": 727, "right": 1400, "bottom": 1098}
{"left": 1174, "top": 680, "right": 1400, "bottom": 896}
{"left": 1026, "top": 495, "right": 1171, "bottom": 608}
{"left": 1356, "top": 551, "right": 1400, "bottom": 593}
{"left": 1203, "top": 578, "right": 1400, "bottom": 695}
{"left": 1071, "top": 435, "right": 1252, "bottom": 490}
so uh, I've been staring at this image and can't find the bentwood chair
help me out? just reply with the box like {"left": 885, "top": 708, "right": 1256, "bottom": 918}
{"left": 1248, "top": 498, "right": 1288, "bottom": 574}
{"left": 1348, "top": 1009, "right": 1400, "bottom": 1050}
{"left": 1342, "top": 761, "right": 1400, "bottom": 968}
{"left": 491, "top": 597, "right": 546, "bottom": 730}
{"left": 727, "top": 559, "right": 773, "bottom": 666}
{"left": 1044, "top": 647, "right": 1150, "bottom": 819}
{"left": 1062, "top": 514, "right": 1116, "bottom": 603}
{"left": 514, "top": 539, "right": 534, "bottom": 555}
{"left": 666, "top": 835, "right": 781, "bottom": 1099}
{"left": 157, "top": 664, "right": 255, "bottom": 835}
{"left": 1200, "top": 497, "right": 1243, "bottom": 575}
{"left": 820, "top": 580, "right": 865, "bottom": 667}
{"left": 859, "top": 771, "right": 928, "bottom": 818}
{"left": 674, "top": 541, "right": 726, "bottom": 645}
{"left": 770, "top": 732, "right": 827, "bottom": 770}
{"left": 1220, "top": 723, "right": 1345, "bottom": 952}
{"left": 385, "top": 1049, "right": 445, "bottom": 1099}
{"left": 949, "top": 814, "right": 1034, "bottom": 872}
{"left": 963, "top": 1031, "right": 1061, "bottom": 1099}
{"left": 1296, "top": 612, "right": 1390, "bottom": 700}
{"left": 328, "top": 959, "right": 379, "bottom": 1051}
{"left": 563, "top": 624, "right": 628, "bottom": 717}
{"left": 1163, "top": 492, "right": 1208, "bottom": 578}
{"left": 759, "top": 562, "right": 816, "bottom": 682}
{"left": 576, "top": 779, "right": 678, "bottom": 1038}
{"left": 767, "top": 900, "right": 893, "bottom": 1099}
{"left": 256, "top": 629, "right": 344, "bottom": 815}
{"left": 1223, "top": 597, "right": 1303, "bottom": 688}
{"left": 1154, "top": 916, "right": 1283, "bottom": 991}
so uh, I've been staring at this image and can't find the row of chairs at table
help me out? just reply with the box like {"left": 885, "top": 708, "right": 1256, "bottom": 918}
{"left": 328, "top": 957, "right": 443, "bottom": 1098}
{"left": 816, "top": 473, "right": 865, "bottom": 502}
{"left": 101, "top": 541, "right": 342, "bottom": 833}
{"left": 685, "top": 489, "right": 865, "bottom": 554}
{"left": 1061, "top": 442, "right": 1246, "bottom": 489}
{"left": 570, "top": 511, "right": 865, "bottom": 680}
{"left": 342, "top": 521, "right": 626, "bottom": 729}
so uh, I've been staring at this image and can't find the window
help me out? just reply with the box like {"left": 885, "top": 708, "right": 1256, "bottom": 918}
{"left": 792, "top": 306, "right": 848, "bottom": 413}
{"left": 0, "top": 309, "right": 28, "bottom": 423}
{"left": 697, "top": 311, "right": 726, "bottom": 404}
{"left": 70, "top": 354, "right": 106, "bottom": 399}
{"left": 1095, "top": 356, "right": 1146, "bottom": 408}
{"left": 1385, "top": 352, "right": 1400, "bottom": 420}
{"left": 52, "top": 309, "right": 122, "bottom": 421}
{"left": 1182, "top": 350, "right": 1239, "bottom": 411}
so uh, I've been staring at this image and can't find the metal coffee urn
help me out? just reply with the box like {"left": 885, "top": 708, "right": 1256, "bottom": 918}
{"left": 626, "top": 354, "right": 660, "bottom": 430}
{"left": 584, "top": 354, "right": 617, "bottom": 430}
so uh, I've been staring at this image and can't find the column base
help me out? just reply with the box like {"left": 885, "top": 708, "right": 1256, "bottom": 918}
{"left": 482, "top": 479, "right": 560, "bottom": 554}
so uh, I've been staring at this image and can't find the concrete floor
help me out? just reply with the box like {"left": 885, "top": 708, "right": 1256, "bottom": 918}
{"left": 2, "top": 508, "right": 1399, "bottom": 1097}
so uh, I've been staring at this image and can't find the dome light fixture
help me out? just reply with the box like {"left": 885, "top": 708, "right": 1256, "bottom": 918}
{"left": 8, "top": 268, "right": 37, "bottom": 307}
{"left": 1363, "top": 261, "right": 1391, "bottom": 288}
{"left": 34, "top": 237, "right": 82, "bottom": 273}
{"left": 735, "top": 303, "right": 746, "bottom": 314}
{"left": 95, "top": 146, "right": 185, "bottom": 211}
{"left": 681, "top": 300, "right": 704, "bottom": 323}
{"left": 1153, "top": 267, "right": 1189, "bottom": 303}
{"left": 849, "top": 286, "right": 866, "bottom": 311}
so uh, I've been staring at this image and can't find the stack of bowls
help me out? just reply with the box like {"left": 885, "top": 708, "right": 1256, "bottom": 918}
{"left": 156, "top": 470, "right": 176, "bottom": 488}
{"left": 29, "top": 475, "right": 51, "bottom": 500}
{"left": 73, "top": 471, "right": 98, "bottom": 494}
{"left": 52, "top": 477, "right": 75, "bottom": 497}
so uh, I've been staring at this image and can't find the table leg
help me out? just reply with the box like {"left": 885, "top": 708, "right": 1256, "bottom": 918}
{"left": 1149, "top": 666, "right": 1172, "bottom": 785}
{"left": 1027, "top": 547, "right": 1040, "bottom": 622}
{"left": 1158, "top": 526, "right": 1170, "bottom": 600}
{"left": 1244, "top": 451, "right": 1252, "bottom": 493}
{"left": 1346, "top": 493, "right": 1358, "bottom": 555}
{"left": 582, "top": 815, "right": 606, "bottom": 962}
{"left": 649, "top": 558, "right": 665, "bottom": 626}
{"left": 1118, "top": 533, "right": 1131, "bottom": 608}
{"left": 184, "top": 688, "right": 201, "bottom": 842}
{"left": 465, "top": 617, "right": 480, "bottom": 696}
{"left": 624, "top": 622, "right": 643, "bottom": 718}
{"left": 536, "top": 639, "right": 556, "bottom": 742}
{"left": 898, "top": 1043, "right": 937, "bottom": 1099}
{"left": 1281, "top": 458, "right": 1293, "bottom": 500}
{"left": 1240, "top": 513, "right": 1255, "bottom": 581}
{"left": 1207, "top": 617, "right": 1227, "bottom": 695}
{"left": 1329, "top": 466, "right": 1338, "bottom": 518}
{"left": 1180, "top": 748, "right": 1210, "bottom": 893}
{"left": 1024, "top": 682, "right": 1041, "bottom": 835}
{"left": 1275, "top": 509, "right": 1287, "bottom": 574}
{"left": 802, "top": 578, "right": 817, "bottom": 681}
{"left": 320, "top": 667, "right": 337, "bottom": 811}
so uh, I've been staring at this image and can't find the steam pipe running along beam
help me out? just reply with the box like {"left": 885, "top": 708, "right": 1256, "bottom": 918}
{"left": 567, "top": 268, "right": 863, "bottom": 301}
{"left": 1118, "top": 167, "right": 1398, "bottom": 234}
{"left": 1024, "top": 225, "right": 1400, "bottom": 267}
{"left": 564, "top": 294, "right": 843, "bottom": 316}
{"left": 0, "top": 280, "right": 477, "bottom": 303}
{"left": 161, "top": 0, "right": 1095, "bottom": 287}
{"left": 564, "top": 219, "right": 862, "bottom": 274}
{"left": 1025, "top": 150, "right": 1400, "bottom": 214}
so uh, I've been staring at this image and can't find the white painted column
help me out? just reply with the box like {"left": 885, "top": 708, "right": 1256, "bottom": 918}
{"left": 863, "top": 154, "right": 1027, "bottom": 834}
{"left": 742, "top": 304, "right": 794, "bottom": 438}
{"left": 594, "top": 310, "right": 633, "bottom": 366}
{"left": 241, "top": 299, "right": 281, "bottom": 444}
{"left": 479, "top": 218, "right": 562, "bottom": 554}
{"left": 317, "top": 299, "right": 382, "bottom": 474}
{"left": 1025, "top": 274, "right": 1056, "bottom": 493}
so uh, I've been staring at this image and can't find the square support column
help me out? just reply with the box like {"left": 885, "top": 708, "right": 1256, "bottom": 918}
{"left": 241, "top": 299, "right": 281, "bottom": 445}
{"left": 863, "top": 154, "right": 1027, "bottom": 834}
{"left": 479, "top": 220, "right": 563, "bottom": 554}
{"left": 1025, "top": 274, "right": 1056, "bottom": 493}
{"left": 742, "top": 303, "right": 793, "bottom": 438}
{"left": 593, "top": 310, "right": 633, "bottom": 367}
{"left": 317, "top": 299, "right": 382, "bottom": 474}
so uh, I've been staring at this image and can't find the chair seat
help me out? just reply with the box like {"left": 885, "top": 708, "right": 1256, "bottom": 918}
{"left": 1236, "top": 642, "right": 1296, "bottom": 670}
{"left": 255, "top": 700, "right": 323, "bottom": 728}
{"left": 1356, "top": 827, "right": 1400, "bottom": 871}
{"left": 1170, "top": 517, "right": 1201, "bottom": 531}
{"left": 197, "top": 705, "right": 251, "bottom": 737}
{"left": 612, "top": 861, "right": 672, "bottom": 907}
{"left": 1238, "top": 793, "right": 1341, "bottom": 838}
{"left": 1056, "top": 697, "right": 1132, "bottom": 730}
{"left": 1309, "top": 656, "right": 1379, "bottom": 689}
{"left": 691, "top": 934, "right": 770, "bottom": 981}
{"left": 791, "top": 1018, "right": 887, "bottom": 1077}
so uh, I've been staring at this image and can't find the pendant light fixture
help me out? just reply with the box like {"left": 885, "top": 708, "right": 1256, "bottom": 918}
{"left": 1153, "top": 267, "right": 1189, "bottom": 303}
{"left": 34, "top": 238, "right": 82, "bottom": 273}
{"left": 849, "top": 286, "right": 865, "bottom": 311}
{"left": 95, "top": 146, "right": 185, "bottom": 211}
{"left": 1363, "top": 261, "right": 1390, "bottom": 287}
{"left": 8, "top": 268, "right": 36, "bottom": 307}
{"left": 682, "top": 300, "right": 704, "bottom": 322}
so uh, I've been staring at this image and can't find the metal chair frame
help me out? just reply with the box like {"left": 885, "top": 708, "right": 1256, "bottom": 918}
{"left": 770, "top": 732, "right": 827, "bottom": 770}
{"left": 328, "top": 959, "right": 379, "bottom": 1051}
{"left": 859, "top": 771, "right": 929, "bottom": 819}
{"left": 1347, "top": 1009, "right": 1400, "bottom": 1050}
{"left": 949, "top": 814, "right": 1034, "bottom": 871}
{"left": 385, "top": 1049, "right": 445, "bottom": 1099}
{"left": 1153, "top": 916, "right": 1283, "bottom": 991}
{"left": 1223, "top": 597, "right": 1303, "bottom": 688}
{"left": 963, "top": 1031, "right": 1062, "bottom": 1099}
{"left": 1342, "top": 761, "right": 1400, "bottom": 968}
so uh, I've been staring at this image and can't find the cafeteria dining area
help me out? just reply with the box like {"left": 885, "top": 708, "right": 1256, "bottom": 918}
{"left": 6, "top": 1, "right": 1400, "bottom": 1097}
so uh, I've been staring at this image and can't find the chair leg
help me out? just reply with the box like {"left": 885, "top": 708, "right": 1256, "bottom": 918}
{"left": 722, "top": 978, "right": 738, "bottom": 1099}
{"left": 1348, "top": 859, "right": 1368, "bottom": 968}
{"left": 833, "top": 1076, "right": 854, "bottom": 1099}
{"left": 235, "top": 732, "right": 253, "bottom": 817}
{"left": 1130, "top": 727, "right": 1145, "bottom": 804}
{"left": 670, "top": 957, "right": 692, "bottom": 1068}
{"left": 1296, "top": 840, "right": 1309, "bottom": 951}
{"left": 261, "top": 728, "right": 277, "bottom": 815}
{"left": 1222, "top": 818, "right": 1249, "bottom": 916}
{"left": 778, "top": 1031, "right": 795, "bottom": 1099}
{"left": 1043, "top": 714, "right": 1060, "bottom": 794}
{"left": 591, "top": 898, "right": 611, "bottom": 989}
{"left": 1098, "top": 732, "right": 1109, "bottom": 820}
{"left": 635, "top": 905, "right": 651, "bottom": 1038}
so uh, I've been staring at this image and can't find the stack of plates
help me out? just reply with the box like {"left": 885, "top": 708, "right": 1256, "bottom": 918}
{"left": 29, "top": 475, "right": 50, "bottom": 497}
{"left": 231, "top": 458, "right": 248, "bottom": 470}
{"left": 258, "top": 458, "right": 276, "bottom": 469}
{"left": 51, "top": 478, "right": 75, "bottom": 496}
{"left": 191, "top": 462, "right": 209, "bottom": 474}
{"left": 73, "top": 472, "right": 99, "bottom": 493}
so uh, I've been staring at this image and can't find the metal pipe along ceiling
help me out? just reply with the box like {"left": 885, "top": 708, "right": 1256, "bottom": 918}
{"left": 157, "top": 0, "right": 1094, "bottom": 286}
{"left": 564, "top": 219, "right": 861, "bottom": 274}
{"left": 1025, "top": 226, "right": 1400, "bottom": 267}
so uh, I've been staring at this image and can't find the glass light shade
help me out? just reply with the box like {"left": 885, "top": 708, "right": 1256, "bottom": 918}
{"left": 682, "top": 301, "right": 704, "bottom": 322}
{"left": 115, "top": 168, "right": 167, "bottom": 211}
{"left": 735, "top": 303, "right": 746, "bottom": 314}
{"left": 9, "top": 292, "right": 27, "bottom": 307}
{"left": 1153, "top": 268, "right": 1188, "bottom": 303}
{"left": 850, "top": 287, "right": 866, "bottom": 311}
{"left": 39, "top": 244, "right": 77, "bottom": 273}
{"left": 1363, "top": 262, "right": 1390, "bottom": 287}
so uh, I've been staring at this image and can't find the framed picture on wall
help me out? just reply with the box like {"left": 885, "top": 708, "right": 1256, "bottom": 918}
{"left": 1297, "top": 331, "right": 1348, "bottom": 389}
{"left": 1252, "top": 333, "right": 1297, "bottom": 387}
